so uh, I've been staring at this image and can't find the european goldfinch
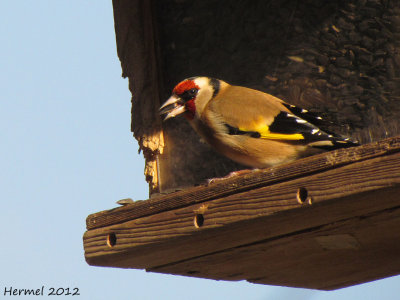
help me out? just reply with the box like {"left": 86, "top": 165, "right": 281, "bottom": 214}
{"left": 160, "top": 77, "right": 358, "bottom": 168}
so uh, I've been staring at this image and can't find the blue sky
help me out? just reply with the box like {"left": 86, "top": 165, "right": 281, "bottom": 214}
{"left": 1, "top": 1, "right": 399, "bottom": 299}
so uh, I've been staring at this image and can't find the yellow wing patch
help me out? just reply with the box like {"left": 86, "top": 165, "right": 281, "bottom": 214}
{"left": 239, "top": 118, "right": 304, "bottom": 141}
{"left": 259, "top": 131, "right": 304, "bottom": 140}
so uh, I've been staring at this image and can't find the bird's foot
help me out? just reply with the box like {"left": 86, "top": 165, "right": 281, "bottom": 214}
{"left": 207, "top": 169, "right": 257, "bottom": 185}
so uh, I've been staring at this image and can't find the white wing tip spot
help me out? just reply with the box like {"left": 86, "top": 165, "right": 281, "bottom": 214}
{"left": 311, "top": 129, "right": 319, "bottom": 134}
{"left": 296, "top": 119, "right": 307, "bottom": 124}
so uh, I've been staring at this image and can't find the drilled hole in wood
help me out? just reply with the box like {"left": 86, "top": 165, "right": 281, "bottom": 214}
{"left": 194, "top": 214, "right": 204, "bottom": 228}
{"left": 297, "top": 187, "right": 308, "bottom": 204}
{"left": 107, "top": 233, "right": 117, "bottom": 247}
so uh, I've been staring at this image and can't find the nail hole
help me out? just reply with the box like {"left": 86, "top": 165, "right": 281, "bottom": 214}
{"left": 297, "top": 187, "right": 308, "bottom": 204}
{"left": 107, "top": 233, "right": 117, "bottom": 247}
{"left": 194, "top": 214, "right": 204, "bottom": 228}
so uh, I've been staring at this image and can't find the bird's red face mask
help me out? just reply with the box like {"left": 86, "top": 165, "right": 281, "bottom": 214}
{"left": 160, "top": 79, "right": 199, "bottom": 120}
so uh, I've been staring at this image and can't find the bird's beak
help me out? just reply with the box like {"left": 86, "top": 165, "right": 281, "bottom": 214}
{"left": 159, "top": 95, "right": 186, "bottom": 120}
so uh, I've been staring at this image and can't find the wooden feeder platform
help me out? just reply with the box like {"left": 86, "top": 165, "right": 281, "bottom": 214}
{"left": 83, "top": 136, "right": 400, "bottom": 290}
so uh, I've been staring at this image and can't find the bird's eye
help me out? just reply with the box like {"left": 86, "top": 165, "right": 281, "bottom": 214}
{"left": 188, "top": 88, "right": 197, "bottom": 96}
{"left": 181, "top": 88, "right": 198, "bottom": 101}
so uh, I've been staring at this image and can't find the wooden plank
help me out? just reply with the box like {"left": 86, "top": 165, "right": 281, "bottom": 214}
{"left": 84, "top": 151, "right": 400, "bottom": 271}
{"left": 87, "top": 136, "right": 400, "bottom": 230}
{"left": 150, "top": 204, "right": 400, "bottom": 290}
{"left": 112, "top": 0, "right": 165, "bottom": 193}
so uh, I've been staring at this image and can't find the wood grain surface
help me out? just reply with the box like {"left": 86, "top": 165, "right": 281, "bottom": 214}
{"left": 84, "top": 137, "right": 400, "bottom": 289}
{"left": 86, "top": 136, "right": 400, "bottom": 230}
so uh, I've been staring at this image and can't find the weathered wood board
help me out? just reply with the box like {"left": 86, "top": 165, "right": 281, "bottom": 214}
{"left": 83, "top": 136, "right": 400, "bottom": 290}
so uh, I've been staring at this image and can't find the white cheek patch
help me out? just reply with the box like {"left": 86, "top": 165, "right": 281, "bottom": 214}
{"left": 193, "top": 77, "right": 214, "bottom": 117}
